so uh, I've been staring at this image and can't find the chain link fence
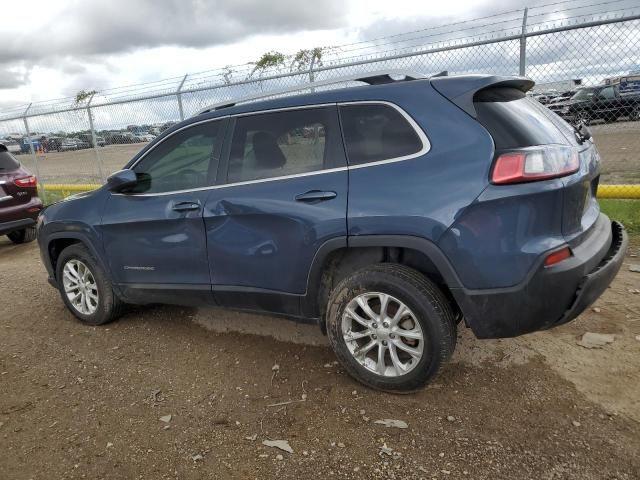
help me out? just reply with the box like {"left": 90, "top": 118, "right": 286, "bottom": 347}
{"left": 1, "top": 7, "right": 639, "bottom": 202}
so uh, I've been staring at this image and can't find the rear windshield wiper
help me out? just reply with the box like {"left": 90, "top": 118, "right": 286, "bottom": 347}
{"left": 573, "top": 122, "right": 592, "bottom": 144}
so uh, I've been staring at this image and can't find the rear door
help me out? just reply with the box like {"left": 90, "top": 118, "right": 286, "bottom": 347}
{"left": 204, "top": 105, "right": 347, "bottom": 315}
{"left": 100, "top": 118, "right": 227, "bottom": 304}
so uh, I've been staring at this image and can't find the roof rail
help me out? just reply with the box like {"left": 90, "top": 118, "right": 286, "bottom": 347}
{"left": 196, "top": 70, "right": 426, "bottom": 116}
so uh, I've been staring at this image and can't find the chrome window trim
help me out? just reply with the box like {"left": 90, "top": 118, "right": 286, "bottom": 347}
{"left": 128, "top": 116, "right": 230, "bottom": 170}
{"left": 117, "top": 101, "right": 430, "bottom": 197}
{"left": 337, "top": 100, "right": 431, "bottom": 169}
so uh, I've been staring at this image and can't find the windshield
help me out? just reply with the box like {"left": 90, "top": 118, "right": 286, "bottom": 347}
{"left": 571, "top": 88, "right": 596, "bottom": 101}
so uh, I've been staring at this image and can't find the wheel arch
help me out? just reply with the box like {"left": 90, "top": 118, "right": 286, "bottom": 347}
{"left": 302, "top": 235, "right": 463, "bottom": 330}
{"left": 46, "top": 232, "right": 107, "bottom": 282}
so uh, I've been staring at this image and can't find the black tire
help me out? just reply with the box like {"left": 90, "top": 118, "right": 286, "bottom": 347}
{"left": 326, "top": 264, "right": 456, "bottom": 393}
{"left": 630, "top": 106, "right": 640, "bottom": 122}
{"left": 55, "top": 244, "right": 126, "bottom": 326}
{"left": 575, "top": 111, "right": 590, "bottom": 126}
{"left": 7, "top": 227, "right": 37, "bottom": 244}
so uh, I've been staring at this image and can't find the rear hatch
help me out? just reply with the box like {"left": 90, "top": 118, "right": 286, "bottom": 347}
{"left": 471, "top": 87, "right": 600, "bottom": 244}
{"left": 431, "top": 76, "right": 600, "bottom": 244}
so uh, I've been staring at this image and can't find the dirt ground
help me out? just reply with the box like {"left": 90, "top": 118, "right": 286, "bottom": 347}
{"left": 1, "top": 239, "right": 639, "bottom": 480}
{"left": 14, "top": 119, "right": 640, "bottom": 186}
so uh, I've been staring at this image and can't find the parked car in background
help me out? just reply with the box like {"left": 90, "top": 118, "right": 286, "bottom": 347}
{"left": 546, "top": 90, "right": 575, "bottom": 105}
{"left": 58, "top": 138, "right": 90, "bottom": 151}
{"left": 0, "top": 143, "right": 42, "bottom": 244}
{"left": 1, "top": 139, "right": 21, "bottom": 155}
{"left": 43, "top": 136, "right": 64, "bottom": 151}
{"left": 37, "top": 72, "right": 627, "bottom": 392}
{"left": 531, "top": 91, "right": 560, "bottom": 104}
{"left": 77, "top": 133, "right": 106, "bottom": 147}
{"left": 105, "top": 131, "right": 138, "bottom": 145}
{"left": 548, "top": 84, "right": 640, "bottom": 124}
{"left": 20, "top": 137, "right": 41, "bottom": 154}
{"left": 134, "top": 133, "right": 156, "bottom": 142}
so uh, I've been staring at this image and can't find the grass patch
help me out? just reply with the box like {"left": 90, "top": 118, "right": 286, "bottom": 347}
{"left": 599, "top": 199, "right": 640, "bottom": 235}
{"left": 40, "top": 189, "right": 71, "bottom": 206}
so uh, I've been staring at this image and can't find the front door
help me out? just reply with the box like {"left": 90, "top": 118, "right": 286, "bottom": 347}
{"left": 204, "top": 106, "right": 348, "bottom": 316}
{"left": 100, "top": 118, "right": 227, "bottom": 304}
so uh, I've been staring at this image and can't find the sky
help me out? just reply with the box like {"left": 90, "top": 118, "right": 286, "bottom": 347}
{"left": 0, "top": 0, "right": 637, "bottom": 114}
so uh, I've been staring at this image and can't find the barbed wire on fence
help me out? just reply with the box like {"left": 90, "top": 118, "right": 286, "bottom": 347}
{"left": 1, "top": 0, "right": 639, "bottom": 202}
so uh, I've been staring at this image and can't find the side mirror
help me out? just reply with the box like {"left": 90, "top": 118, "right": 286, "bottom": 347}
{"left": 107, "top": 169, "right": 138, "bottom": 192}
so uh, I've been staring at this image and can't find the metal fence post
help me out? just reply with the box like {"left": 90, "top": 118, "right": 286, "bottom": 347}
{"left": 86, "top": 94, "right": 106, "bottom": 184}
{"left": 177, "top": 74, "right": 188, "bottom": 121}
{"left": 309, "top": 55, "right": 316, "bottom": 93}
{"left": 519, "top": 7, "right": 528, "bottom": 76}
{"left": 22, "top": 103, "right": 46, "bottom": 204}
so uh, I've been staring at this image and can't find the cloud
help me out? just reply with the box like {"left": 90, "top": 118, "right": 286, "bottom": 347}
{"left": 0, "top": 0, "right": 347, "bottom": 65}
{"left": 0, "top": 67, "right": 29, "bottom": 89}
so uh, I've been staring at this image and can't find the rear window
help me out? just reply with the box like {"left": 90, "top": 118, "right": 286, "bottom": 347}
{"left": 339, "top": 104, "right": 423, "bottom": 165}
{"left": 474, "top": 87, "right": 575, "bottom": 148}
{"left": 0, "top": 151, "right": 20, "bottom": 171}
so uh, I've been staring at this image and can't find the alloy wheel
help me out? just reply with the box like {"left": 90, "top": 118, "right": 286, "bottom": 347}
{"left": 62, "top": 259, "right": 99, "bottom": 315}
{"left": 341, "top": 292, "right": 424, "bottom": 377}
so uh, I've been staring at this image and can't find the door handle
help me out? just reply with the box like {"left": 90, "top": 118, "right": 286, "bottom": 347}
{"left": 295, "top": 190, "right": 337, "bottom": 202}
{"left": 171, "top": 201, "right": 201, "bottom": 212}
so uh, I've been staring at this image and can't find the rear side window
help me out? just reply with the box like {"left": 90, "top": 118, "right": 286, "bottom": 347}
{"left": 474, "top": 88, "right": 575, "bottom": 148}
{"left": 339, "top": 104, "right": 423, "bottom": 165}
{"left": 226, "top": 106, "right": 344, "bottom": 183}
{"left": 0, "top": 151, "right": 20, "bottom": 171}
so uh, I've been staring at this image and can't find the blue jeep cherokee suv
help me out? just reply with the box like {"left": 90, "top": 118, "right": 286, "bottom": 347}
{"left": 38, "top": 72, "right": 628, "bottom": 392}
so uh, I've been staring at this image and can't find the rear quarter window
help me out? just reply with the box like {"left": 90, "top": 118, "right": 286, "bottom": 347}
{"left": 339, "top": 103, "right": 423, "bottom": 165}
{"left": 0, "top": 151, "right": 20, "bottom": 171}
{"left": 474, "top": 88, "right": 576, "bottom": 148}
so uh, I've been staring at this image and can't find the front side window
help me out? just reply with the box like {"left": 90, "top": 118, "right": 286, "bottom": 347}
{"left": 131, "top": 121, "right": 224, "bottom": 193}
{"left": 226, "top": 107, "right": 344, "bottom": 183}
{"left": 339, "top": 103, "right": 423, "bottom": 166}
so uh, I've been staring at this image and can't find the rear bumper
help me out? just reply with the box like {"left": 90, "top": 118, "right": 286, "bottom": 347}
{"left": 452, "top": 215, "right": 627, "bottom": 338}
{"left": 0, "top": 197, "right": 42, "bottom": 235}
{"left": 0, "top": 217, "right": 36, "bottom": 236}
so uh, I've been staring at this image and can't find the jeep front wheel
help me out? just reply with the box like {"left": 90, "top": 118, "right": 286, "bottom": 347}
{"left": 56, "top": 244, "right": 126, "bottom": 325}
{"left": 325, "top": 264, "right": 456, "bottom": 393}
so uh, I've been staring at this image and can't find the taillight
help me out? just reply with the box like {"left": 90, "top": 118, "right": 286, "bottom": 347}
{"left": 491, "top": 146, "right": 579, "bottom": 184}
{"left": 14, "top": 176, "right": 38, "bottom": 188}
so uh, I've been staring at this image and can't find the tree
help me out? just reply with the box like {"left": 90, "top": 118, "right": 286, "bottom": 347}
{"left": 249, "top": 51, "right": 286, "bottom": 78}
{"left": 74, "top": 89, "right": 97, "bottom": 105}
{"left": 290, "top": 47, "right": 324, "bottom": 72}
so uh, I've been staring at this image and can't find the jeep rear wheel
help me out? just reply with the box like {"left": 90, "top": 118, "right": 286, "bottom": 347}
{"left": 326, "top": 264, "right": 456, "bottom": 393}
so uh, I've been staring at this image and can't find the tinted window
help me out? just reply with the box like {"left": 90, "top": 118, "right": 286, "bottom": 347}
{"left": 572, "top": 88, "right": 596, "bottom": 101}
{"left": 339, "top": 104, "right": 423, "bottom": 165}
{"left": 227, "top": 107, "right": 344, "bottom": 183}
{"left": 475, "top": 87, "right": 574, "bottom": 148}
{"left": 599, "top": 86, "right": 615, "bottom": 99}
{"left": 131, "top": 121, "right": 223, "bottom": 193}
{"left": 0, "top": 151, "right": 20, "bottom": 171}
